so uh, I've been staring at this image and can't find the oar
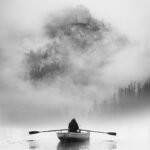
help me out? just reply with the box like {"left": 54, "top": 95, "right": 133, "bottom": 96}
{"left": 29, "top": 129, "right": 68, "bottom": 135}
{"left": 80, "top": 129, "right": 117, "bottom": 136}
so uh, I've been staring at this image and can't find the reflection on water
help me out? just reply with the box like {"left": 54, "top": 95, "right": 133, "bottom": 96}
{"left": 104, "top": 140, "right": 117, "bottom": 150}
{"left": 1, "top": 128, "right": 150, "bottom": 150}
{"left": 28, "top": 140, "right": 39, "bottom": 150}
{"left": 28, "top": 139, "right": 116, "bottom": 150}
{"left": 57, "top": 141, "right": 89, "bottom": 150}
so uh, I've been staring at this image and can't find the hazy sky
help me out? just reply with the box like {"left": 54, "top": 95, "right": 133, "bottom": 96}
{"left": 0, "top": 0, "right": 150, "bottom": 126}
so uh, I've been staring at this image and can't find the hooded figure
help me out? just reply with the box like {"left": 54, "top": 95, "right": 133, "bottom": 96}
{"left": 68, "top": 118, "right": 79, "bottom": 132}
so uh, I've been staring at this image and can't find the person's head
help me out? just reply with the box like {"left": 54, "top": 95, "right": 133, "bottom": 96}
{"left": 71, "top": 118, "right": 76, "bottom": 122}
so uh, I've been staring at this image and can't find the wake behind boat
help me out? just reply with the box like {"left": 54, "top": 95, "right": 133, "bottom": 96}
{"left": 57, "top": 131, "right": 90, "bottom": 142}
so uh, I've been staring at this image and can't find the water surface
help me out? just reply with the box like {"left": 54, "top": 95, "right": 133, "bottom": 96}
{"left": 0, "top": 128, "right": 149, "bottom": 150}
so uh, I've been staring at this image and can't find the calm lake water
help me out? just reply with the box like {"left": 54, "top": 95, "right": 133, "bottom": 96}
{"left": 0, "top": 128, "right": 150, "bottom": 150}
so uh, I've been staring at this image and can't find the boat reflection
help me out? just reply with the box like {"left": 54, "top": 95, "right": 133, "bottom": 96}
{"left": 27, "top": 138, "right": 116, "bottom": 150}
{"left": 28, "top": 140, "right": 39, "bottom": 150}
{"left": 104, "top": 140, "right": 117, "bottom": 150}
{"left": 57, "top": 141, "right": 89, "bottom": 150}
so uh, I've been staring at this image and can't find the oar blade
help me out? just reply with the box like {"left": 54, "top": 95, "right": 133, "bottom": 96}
{"left": 107, "top": 132, "right": 117, "bottom": 136}
{"left": 29, "top": 131, "right": 40, "bottom": 135}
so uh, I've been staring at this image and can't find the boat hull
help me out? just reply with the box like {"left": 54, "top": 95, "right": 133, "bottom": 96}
{"left": 57, "top": 132, "right": 90, "bottom": 142}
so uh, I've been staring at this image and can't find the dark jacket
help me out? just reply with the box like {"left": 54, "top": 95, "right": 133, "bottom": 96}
{"left": 68, "top": 119, "right": 79, "bottom": 132}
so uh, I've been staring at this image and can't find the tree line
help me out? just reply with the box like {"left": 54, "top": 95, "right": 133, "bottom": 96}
{"left": 89, "top": 78, "right": 150, "bottom": 118}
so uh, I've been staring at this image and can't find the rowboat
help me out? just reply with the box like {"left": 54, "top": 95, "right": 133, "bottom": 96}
{"left": 57, "top": 131, "right": 90, "bottom": 142}
{"left": 29, "top": 129, "right": 116, "bottom": 141}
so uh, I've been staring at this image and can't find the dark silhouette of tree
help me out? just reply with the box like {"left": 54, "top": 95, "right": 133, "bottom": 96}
{"left": 90, "top": 78, "right": 150, "bottom": 118}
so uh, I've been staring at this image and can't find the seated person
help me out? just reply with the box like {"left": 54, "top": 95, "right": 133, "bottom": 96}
{"left": 68, "top": 118, "right": 79, "bottom": 132}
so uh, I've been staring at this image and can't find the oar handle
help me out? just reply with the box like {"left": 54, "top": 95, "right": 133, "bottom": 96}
{"left": 42, "top": 129, "right": 67, "bottom": 132}
{"left": 80, "top": 129, "right": 117, "bottom": 136}
{"left": 29, "top": 129, "right": 68, "bottom": 135}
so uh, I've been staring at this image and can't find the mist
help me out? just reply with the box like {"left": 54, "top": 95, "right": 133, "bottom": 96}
{"left": 0, "top": 0, "right": 150, "bottom": 132}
